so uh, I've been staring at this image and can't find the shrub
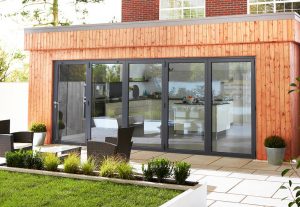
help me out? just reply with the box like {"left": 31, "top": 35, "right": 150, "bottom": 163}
{"left": 81, "top": 157, "right": 95, "bottom": 175}
{"left": 43, "top": 153, "right": 60, "bottom": 171}
{"left": 173, "top": 161, "right": 191, "bottom": 185}
{"left": 64, "top": 153, "right": 80, "bottom": 174}
{"left": 5, "top": 150, "right": 43, "bottom": 169}
{"left": 30, "top": 123, "right": 47, "bottom": 132}
{"left": 24, "top": 151, "right": 44, "bottom": 170}
{"left": 58, "top": 120, "right": 65, "bottom": 130}
{"left": 6, "top": 150, "right": 29, "bottom": 168}
{"left": 117, "top": 162, "right": 133, "bottom": 179}
{"left": 151, "top": 158, "right": 173, "bottom": 183}
{"left": 264, "top": 135, "right": 286, "bottom": 148}
{"left": 99, "top": 156, "right": 120, "bottom": 177}
{"left": 142, "top": 162, "right": 154, "bottom": 181}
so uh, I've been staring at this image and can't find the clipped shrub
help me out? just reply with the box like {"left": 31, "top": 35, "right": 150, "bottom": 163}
{"left": 81, "top": 157, "right": 95, "bottom": 175}
{"left": 64, "top": 153, "right": 80, "bottom": 174}
{"left": 151, "top": 158, "right": 173, "bottom": 183}
{"left": 264, "top": 135, "right": 286, "bottom": 148}
{"left": 5, "top": 150, "right": 30, "bottom": 168}
{"left": 24, "top": 151, "right": 44, "bottom": 170}
{"left": 99, "top": 156, "right": 120, "bottom": 177}
{"left": 117, "top": 162, "right": 133, "bottom": 179}
{"left": 43, "top": 153, "right": 60, "bottom": 171}
{"left": 142, "top": 162, "right": 154, "bottom": 181}
{"left": 173, "top": 161, "right": 191, "bottom": 185}
{"left": 30, "top": 123, "right": 47, "bottom": 133}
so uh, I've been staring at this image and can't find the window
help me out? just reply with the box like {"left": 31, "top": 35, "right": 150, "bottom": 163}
{"left": 248, "top": 0, "right": 300, "bottom": 14}
{"left": 160, "top": 0, "right": 205, "bottom": 20}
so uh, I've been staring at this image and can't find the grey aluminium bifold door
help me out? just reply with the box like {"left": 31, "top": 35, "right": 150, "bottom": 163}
{"left": 53, "top": 62, "right": 89, "bottom": 144}
{"left": 53, "top": 58, "right": 255, "bottom": 158}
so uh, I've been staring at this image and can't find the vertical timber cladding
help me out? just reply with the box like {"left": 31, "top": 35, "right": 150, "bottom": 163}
{"left": 24, "top": 14, "right": 300, "bottom": 160}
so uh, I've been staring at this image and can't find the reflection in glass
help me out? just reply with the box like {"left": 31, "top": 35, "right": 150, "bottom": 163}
{"left": 212, "top": 62, "right": 252, "bottom": 154}
{"left": 91, "top": 64, "right": 123, "bottom": 141}
{"left": 168, "top": 63, "right": 205, "bottom": 151}
{"left": 129, "top": 64, "right": 162, "bottom": 148}
{"left": 58, "top": 64, "right": 86, "bottom": 144}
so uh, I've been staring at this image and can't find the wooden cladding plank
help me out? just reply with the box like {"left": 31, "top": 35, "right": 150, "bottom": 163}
{"left": 24, "top": 19, "right": 299, "bottom": 51}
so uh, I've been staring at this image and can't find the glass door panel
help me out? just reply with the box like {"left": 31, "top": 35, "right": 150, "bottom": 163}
{"left": 129, "top": 64, "right": 162, "bottom": 148}
{"left": 211, "top": 62, "right": 252, "bottom": 154}
{"left": 91, "top": 63, "right": 123, "bottom": 141}
{"left": 56, "top": 64, "right": 87, "bottom": 144}
{"left": 168, "top": 63, "right": 205, "bottom": 151}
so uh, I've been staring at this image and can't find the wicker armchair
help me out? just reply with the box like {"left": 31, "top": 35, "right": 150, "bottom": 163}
{"left": 87, "top": 127, "right": 134, "bottom": 163}
{"left": 0, "top": 120, "right": 33, "bottom": 157}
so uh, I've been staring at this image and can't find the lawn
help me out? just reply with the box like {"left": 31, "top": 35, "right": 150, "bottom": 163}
{"left": 0, "top": 170, "right": 181, "bottom": 207}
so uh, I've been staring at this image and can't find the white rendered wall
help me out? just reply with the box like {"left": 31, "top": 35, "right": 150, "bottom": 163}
{"left": 0, "top": 82, "right": 28, "bottom": 132}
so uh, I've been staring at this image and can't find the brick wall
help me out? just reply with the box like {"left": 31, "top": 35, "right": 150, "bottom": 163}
{"left": 121, "top": 0, "right": 248, "bottom": 22}
{"left": 122, "top": 0, "right": 159, "bottom": 22}
{"left": 206, "top": 0, "right": 247, "bottom": 17}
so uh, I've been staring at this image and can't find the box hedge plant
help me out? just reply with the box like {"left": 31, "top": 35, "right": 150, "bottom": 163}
{"left": 30, "top": 123, "right": 47, "bottom": 133}
{"left": 264, "top": 135, "right": 286, "bottom": 148}
{"left": 173, "top": 161, "right": 191, "bottom": 185}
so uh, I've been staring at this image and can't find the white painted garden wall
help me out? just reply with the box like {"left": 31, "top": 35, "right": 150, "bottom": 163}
{"left": 0, "top": 82, "right": 28, "bottom": 132}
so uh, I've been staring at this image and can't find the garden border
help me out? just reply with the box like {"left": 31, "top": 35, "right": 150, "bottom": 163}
{"left": 0, "top": 166, "right": 201, "bottom": 191}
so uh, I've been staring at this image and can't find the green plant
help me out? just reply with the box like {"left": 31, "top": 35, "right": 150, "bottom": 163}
{"left": 281, "top": 159, "right": 300, "bottom": 207}
{"left": 151, "top": 158, "right": 173, "bottom": 183}
{"left": 289, "top": 77, "right": 300, "bottom": 94}
{"left": 58, "top": 120, "right": 65, "bottom": 130}
{"left": 117, "top": 162, "right": 133, "bottom": 180}
{"left": 23, "top": 151, "right": 44, "bottom": 170}
{"left": 30, "top": 123, "right": 47, "bottom": 133}
{"left": 81, "top": 157, "right": 95, "bottom": 175}
{"left": 142, "top": 162, "right": 154, "bottom": 181}
{"left": 264, "top": 135, "right": 286, "bottom": 148}
{"left": 63, "top": 153, "right": 80, "bottom": 174}
{"left": 99, "top": 156, "right": 120, "bottom": 177}
{"left": 43, "top": 153, "right": 60, "bottom": 171}
{"left": 173, "top": 161, "right": 191, "bottom": 185}
{"left": 5, "top": 150, "right": 27, "bottom": 168}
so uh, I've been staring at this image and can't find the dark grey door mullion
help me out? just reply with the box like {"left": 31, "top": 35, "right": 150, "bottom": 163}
{"left": 205, "top": 60, "right": 212, "bottom": 153}
{"left": 86, "top": 62, "right": 92, "bottom": 142}
{"left": 123, "top": 61, "right": 129, "bottom": 128}
{"left": 162, "top": 61, "right": 169, "bottom": 150}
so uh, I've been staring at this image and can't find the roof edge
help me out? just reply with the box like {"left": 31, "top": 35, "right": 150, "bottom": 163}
{"left": 24, "top": 12, "right": 300, "bottom": 34}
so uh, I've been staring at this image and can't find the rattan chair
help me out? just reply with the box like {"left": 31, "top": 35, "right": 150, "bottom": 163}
{"left": 87, "top": 127, "right": 134, "bottom": 163}
{"left": 0, "top": 120, "right": 33, "bottom": 157}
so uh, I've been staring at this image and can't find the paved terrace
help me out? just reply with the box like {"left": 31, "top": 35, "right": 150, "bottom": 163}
{"left": 1, "top": 146, "right": 298, "bottom": 207}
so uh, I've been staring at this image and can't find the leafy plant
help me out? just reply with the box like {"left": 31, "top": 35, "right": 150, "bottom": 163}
{"left": 43, "top": 153, "right": 60, "bottom": 171}
{"left": 30, "top": 123, "right": 47, "bottom": 133}
{"left": 264, "top": 135, "right": 286, "bottom": 148}
{"left": 151, "top": 158, "right": 173, "bottom": 183}
{"left": 99, "top": 156, "right": 119, "bottom": 177}
{"left": 5, "top": 150, "right": 29, "bottom": 168}
{"left": 280, "top": 160, "right": 300, "bottom": 207}
{"left": 63, "top": 153, "right": 80, "bottom": 174}
{"left": 81, "top": 157, "right": 95, "bottom": 175}
{"left": 142, "top": 162, "right": 154, "bottom": 181}
{"left": 289, "top": 77, "right": 300, "bottom": 94}
{"left": 58, "top": 120, "right": 65, "bottom": 130}
{"left": 173, "top": 161, "right": 191, "bottom": 185}
{"left": 23, "top": 151, "right": 44, "bottom": 170}
{"left": 117, "top": 162, "right": 133, "bottom": 180}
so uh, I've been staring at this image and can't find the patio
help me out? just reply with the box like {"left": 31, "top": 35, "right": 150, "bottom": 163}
{"left": 0, "top": 145, "right": 297, "bottom": 206}
{"left": 128, "top": 150, "right": 294, "bottom": 206}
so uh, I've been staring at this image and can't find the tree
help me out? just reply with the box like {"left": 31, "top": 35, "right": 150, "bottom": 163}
{"left": 0, "top": 47, "right": 25, "bottom": 82}
{"left": 4, "top": 0, "right": 104, "bottom": 26}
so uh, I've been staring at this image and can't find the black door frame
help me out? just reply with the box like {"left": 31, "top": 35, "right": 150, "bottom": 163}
{"left": 53, "top": 57, "right": 256, "bottom": 158}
